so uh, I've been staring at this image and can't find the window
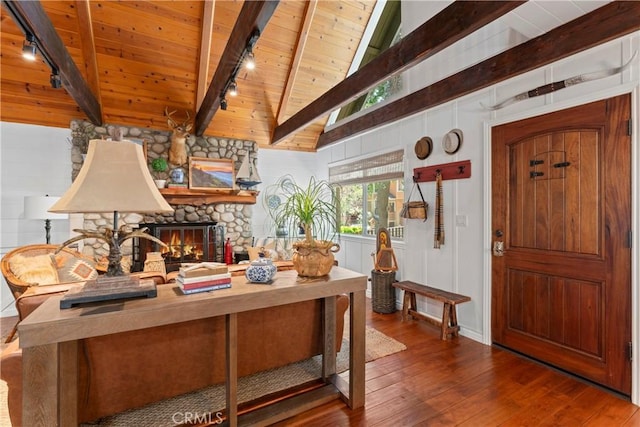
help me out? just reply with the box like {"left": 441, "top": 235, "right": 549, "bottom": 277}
{"left": 334, "top": 1, "right": 403, "bottom": 123}
{"left": 330, "top": 150, "right": 405, "bottom": 239}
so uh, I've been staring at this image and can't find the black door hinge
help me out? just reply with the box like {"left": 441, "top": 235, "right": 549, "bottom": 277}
{"left": 628, "top": 231, "right": 633, "bottom": 249}
{"left": 628, "top": 119, "right": 632, "bottom": 136}
{"left": 628, "top": 342, "right": 633, "bottom": 361}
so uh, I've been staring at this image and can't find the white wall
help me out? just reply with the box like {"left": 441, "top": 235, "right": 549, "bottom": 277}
{"left": 318, "top": 22, "right": 639, "bottom": 346}
{"left": 0, "top": 122, "right": 72, "bottom": 316}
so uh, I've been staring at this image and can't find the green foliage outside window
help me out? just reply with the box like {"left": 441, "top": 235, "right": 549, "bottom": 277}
{"left": 340, "top": 225, "right": 363, "bottom": 235}
{"left": 362, "top": 75, "right": 402, "bottom": 110}
{"left": 337, "top": 179, "right": 404, "bottom": 239}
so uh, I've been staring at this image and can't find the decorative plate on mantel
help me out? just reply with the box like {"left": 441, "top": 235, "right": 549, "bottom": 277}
{"left": 267, "top": 194, "right": 281, "bottom": 209}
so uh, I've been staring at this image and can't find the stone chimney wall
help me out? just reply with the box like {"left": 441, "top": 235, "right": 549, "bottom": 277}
{"left": 69, "top": 119, "right": 256, "bottom": 265}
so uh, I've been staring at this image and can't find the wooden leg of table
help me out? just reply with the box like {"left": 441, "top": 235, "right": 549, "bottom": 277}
{"left": 441, "top": 303, "right": 451, "bottom": 340}
{"left": 402, "top": 291, "right": 411, "bottom": 321}
{"left": 450, "top": 304, "right": 459, "bottom": 337}
{"left": 59, "top": 340, "right": 78, "bottom": 427}
{"left": 349, "top": 290, "right": 366, "bottom": 409}
{"left": 322, "top": 296, "right": 337, "bottom": 379}
{"left": 23, "top": 343, "right": 59, "bottom": 427}
{"left": 226, "top": 313, "right": 238, "bottom": 427}
{"left": 4, "top": 320, "right": 18, "bottom": 343}
{"left": 410, "top": 292, "right": 417, "bottom": 314}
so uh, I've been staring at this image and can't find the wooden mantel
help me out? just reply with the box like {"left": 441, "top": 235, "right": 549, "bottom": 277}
{"left": 159, "top": 188, "right": 258, "bottom": 205}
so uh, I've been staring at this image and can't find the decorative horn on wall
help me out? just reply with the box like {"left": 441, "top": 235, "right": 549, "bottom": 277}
{"left": 481, "top": 51, "right": 637, "bottom": 111}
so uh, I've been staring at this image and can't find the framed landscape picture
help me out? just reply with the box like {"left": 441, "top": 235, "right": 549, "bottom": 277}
{"left": 189, "top": 157, "right": 235, "bottom": 190}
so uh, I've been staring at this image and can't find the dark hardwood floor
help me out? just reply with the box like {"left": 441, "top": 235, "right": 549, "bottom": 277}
{"left": 275, "top": 305, "right": 640, "bottom": 426}
{"left": 2, "top": 304, "right": 639, "bottom": 426}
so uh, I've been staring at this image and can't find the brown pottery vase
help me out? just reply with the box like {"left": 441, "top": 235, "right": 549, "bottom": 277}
{"left": 292, "top": 240, "right": 340, "bottom": 277}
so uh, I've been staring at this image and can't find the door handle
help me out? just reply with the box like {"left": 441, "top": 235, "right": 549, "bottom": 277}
{"left": 493, "top": 241, "right": 504, "bottom": 257}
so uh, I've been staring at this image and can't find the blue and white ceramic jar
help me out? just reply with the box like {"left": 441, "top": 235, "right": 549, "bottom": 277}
{"left": 170, "top": 167, "right": 185, "bottom": 184}
{"left": 245, "top": 254, "right": 277, "bottom": 283}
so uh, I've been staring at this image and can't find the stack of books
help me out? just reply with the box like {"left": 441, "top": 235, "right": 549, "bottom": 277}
{"left": 176, "top": 262, "right": 231, "bottom": 294}
{"left": 167, "top": 183, "right": 188, "bottom": 189}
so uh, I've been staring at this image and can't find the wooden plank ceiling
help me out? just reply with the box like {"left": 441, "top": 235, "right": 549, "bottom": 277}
{"left": 0, "top": 1, "right": 626, "bottom": 152}
{"left": 0, "top": 0, "right": 375, "bottom": 151}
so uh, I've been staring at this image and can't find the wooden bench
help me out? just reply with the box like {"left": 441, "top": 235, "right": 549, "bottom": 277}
{"left": 392, "top": 281, "right": 470, "bottom": 340}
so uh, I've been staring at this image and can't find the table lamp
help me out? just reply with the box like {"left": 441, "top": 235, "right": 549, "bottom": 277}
{"left": 50, "top": 139, "right": 173, "bottom": 284}
{"left": 24, "top": 195, "right": 67, "bottom": 244}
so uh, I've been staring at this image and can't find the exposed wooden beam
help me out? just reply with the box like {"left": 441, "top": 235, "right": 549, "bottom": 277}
{"left": 75, "top": 0, "right": 102, "bottom": 123}
{"left": 1, "top": 0, "right": 102, "bottom": 125}
{"left": 194, "top": 0, "right": 279, "bottom": 136}
{"left": 316, "top": 1, "right": 640, "bottom": 149}
{"left": 196, "top": 0, "right": 215, "bottom": 110}
{"left": 271, "top": 1, "right": 524, "bottom": 146}
{"left": 275, "top": 0, "right": 317, "bottom": 125}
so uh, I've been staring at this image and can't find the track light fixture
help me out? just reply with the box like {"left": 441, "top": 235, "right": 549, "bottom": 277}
{"left": 50, "top": 69, "right": 62, "bottom": 89}
{"left": 219, "top": 29, "right": 261, "bottom": 112}
{"left": 22, "top": 33, "right": 37, "bottom": 61}
{"left": 7, "top": 3, "right": 84, "bottom": 98}
{"left": 244, "top": 50, "right": 255, "bottom": 70}
{"left": 228, "top": 81, "right": 238, "bottom": 97}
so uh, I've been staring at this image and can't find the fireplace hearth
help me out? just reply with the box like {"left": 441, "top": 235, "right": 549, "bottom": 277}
{"left": 133, "top": 222, "right": 224, "bottom": 272}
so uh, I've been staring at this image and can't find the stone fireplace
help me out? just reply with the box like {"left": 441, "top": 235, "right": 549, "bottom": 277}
{"left": 69, "top": 119, "right": 258, "bottom": 267}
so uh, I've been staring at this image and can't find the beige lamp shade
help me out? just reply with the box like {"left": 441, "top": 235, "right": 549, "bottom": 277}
{"left": 24, "top": 195, "right": 67, "bottom": 220}
{"left": 50, "top": 140, "right": 173, "bottom": 214}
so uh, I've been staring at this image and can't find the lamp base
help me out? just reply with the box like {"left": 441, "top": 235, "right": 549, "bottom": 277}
{"left": 60, "top": 276, "right": 157, "bottom": 309}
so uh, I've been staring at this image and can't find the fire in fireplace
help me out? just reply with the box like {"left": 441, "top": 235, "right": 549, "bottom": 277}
{"left": 132, "top": 222, "right": 224, "bottom": 272}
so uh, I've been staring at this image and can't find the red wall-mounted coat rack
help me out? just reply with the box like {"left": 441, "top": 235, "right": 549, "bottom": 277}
{"left": 413, "top": 160, "right": 471, "bottom": 183}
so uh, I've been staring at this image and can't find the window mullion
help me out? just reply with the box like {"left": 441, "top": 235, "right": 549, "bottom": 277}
{"left": 361, "top": 183, "right": 368, "bottom": 236}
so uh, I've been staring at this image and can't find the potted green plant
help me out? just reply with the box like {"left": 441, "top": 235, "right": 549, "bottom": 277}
{"left": 268, "top": 175, "right": 340, "bottom": 277}
{"left": 151, "top": 157, "right": 168, "bottom": 188}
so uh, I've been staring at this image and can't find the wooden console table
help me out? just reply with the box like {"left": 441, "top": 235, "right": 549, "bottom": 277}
{"left": 19, "top": 267, "right": 367, "bottom": 426}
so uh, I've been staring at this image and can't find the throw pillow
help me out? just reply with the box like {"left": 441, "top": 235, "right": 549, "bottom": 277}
{"left": 276, "top": 239, "right": 294, "bottom": 261}
{"left": 9, "top": 253, "right": 59, "bottom": 286}
{"left": 51, "top": 253, "right": 98, "bottom": 283}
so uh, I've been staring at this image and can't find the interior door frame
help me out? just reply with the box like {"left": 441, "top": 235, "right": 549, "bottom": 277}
{"left": 482, "top": 85, "right": 640, "bottom": 404}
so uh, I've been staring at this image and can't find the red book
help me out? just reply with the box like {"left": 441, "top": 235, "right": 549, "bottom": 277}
{"left": 179, "top": 277, "right": 232, "bottom": 290}
{"left": 176, "top": 272, "right": 231, "bottom": 284}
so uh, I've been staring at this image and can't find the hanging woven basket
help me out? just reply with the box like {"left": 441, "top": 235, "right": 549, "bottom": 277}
{"left": 401, "top": 201, "right": 428, "bottom": 219}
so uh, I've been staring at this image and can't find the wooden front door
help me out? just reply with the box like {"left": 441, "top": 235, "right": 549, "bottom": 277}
{"left": 491, "top": 94, "right": 632, "bottom": 394}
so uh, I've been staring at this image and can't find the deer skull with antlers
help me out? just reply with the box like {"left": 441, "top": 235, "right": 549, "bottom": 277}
{"left": 165, "top": 107, "right": 193, "bottom": 166}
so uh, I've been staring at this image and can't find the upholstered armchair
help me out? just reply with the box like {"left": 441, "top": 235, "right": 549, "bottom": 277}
{"left": 1, "top": 244, "right": 97, "bottom": 299}
{"left": 1, "top": 244, "right": 97, "bottom": 342}
{"left": 1, "top": 244, "right": 165, "bottom": 342}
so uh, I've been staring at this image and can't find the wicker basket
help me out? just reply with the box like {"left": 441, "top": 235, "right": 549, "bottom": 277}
{"left": 371, "top": 270, "right": 397, "bottom": 314}
{"left": 405, "top": 201, "right": 428, "bottom": 219}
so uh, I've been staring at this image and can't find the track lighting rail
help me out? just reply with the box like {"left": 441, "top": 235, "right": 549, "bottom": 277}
{"left": 2, "top": 0, "right": 102, "bottom": 124}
